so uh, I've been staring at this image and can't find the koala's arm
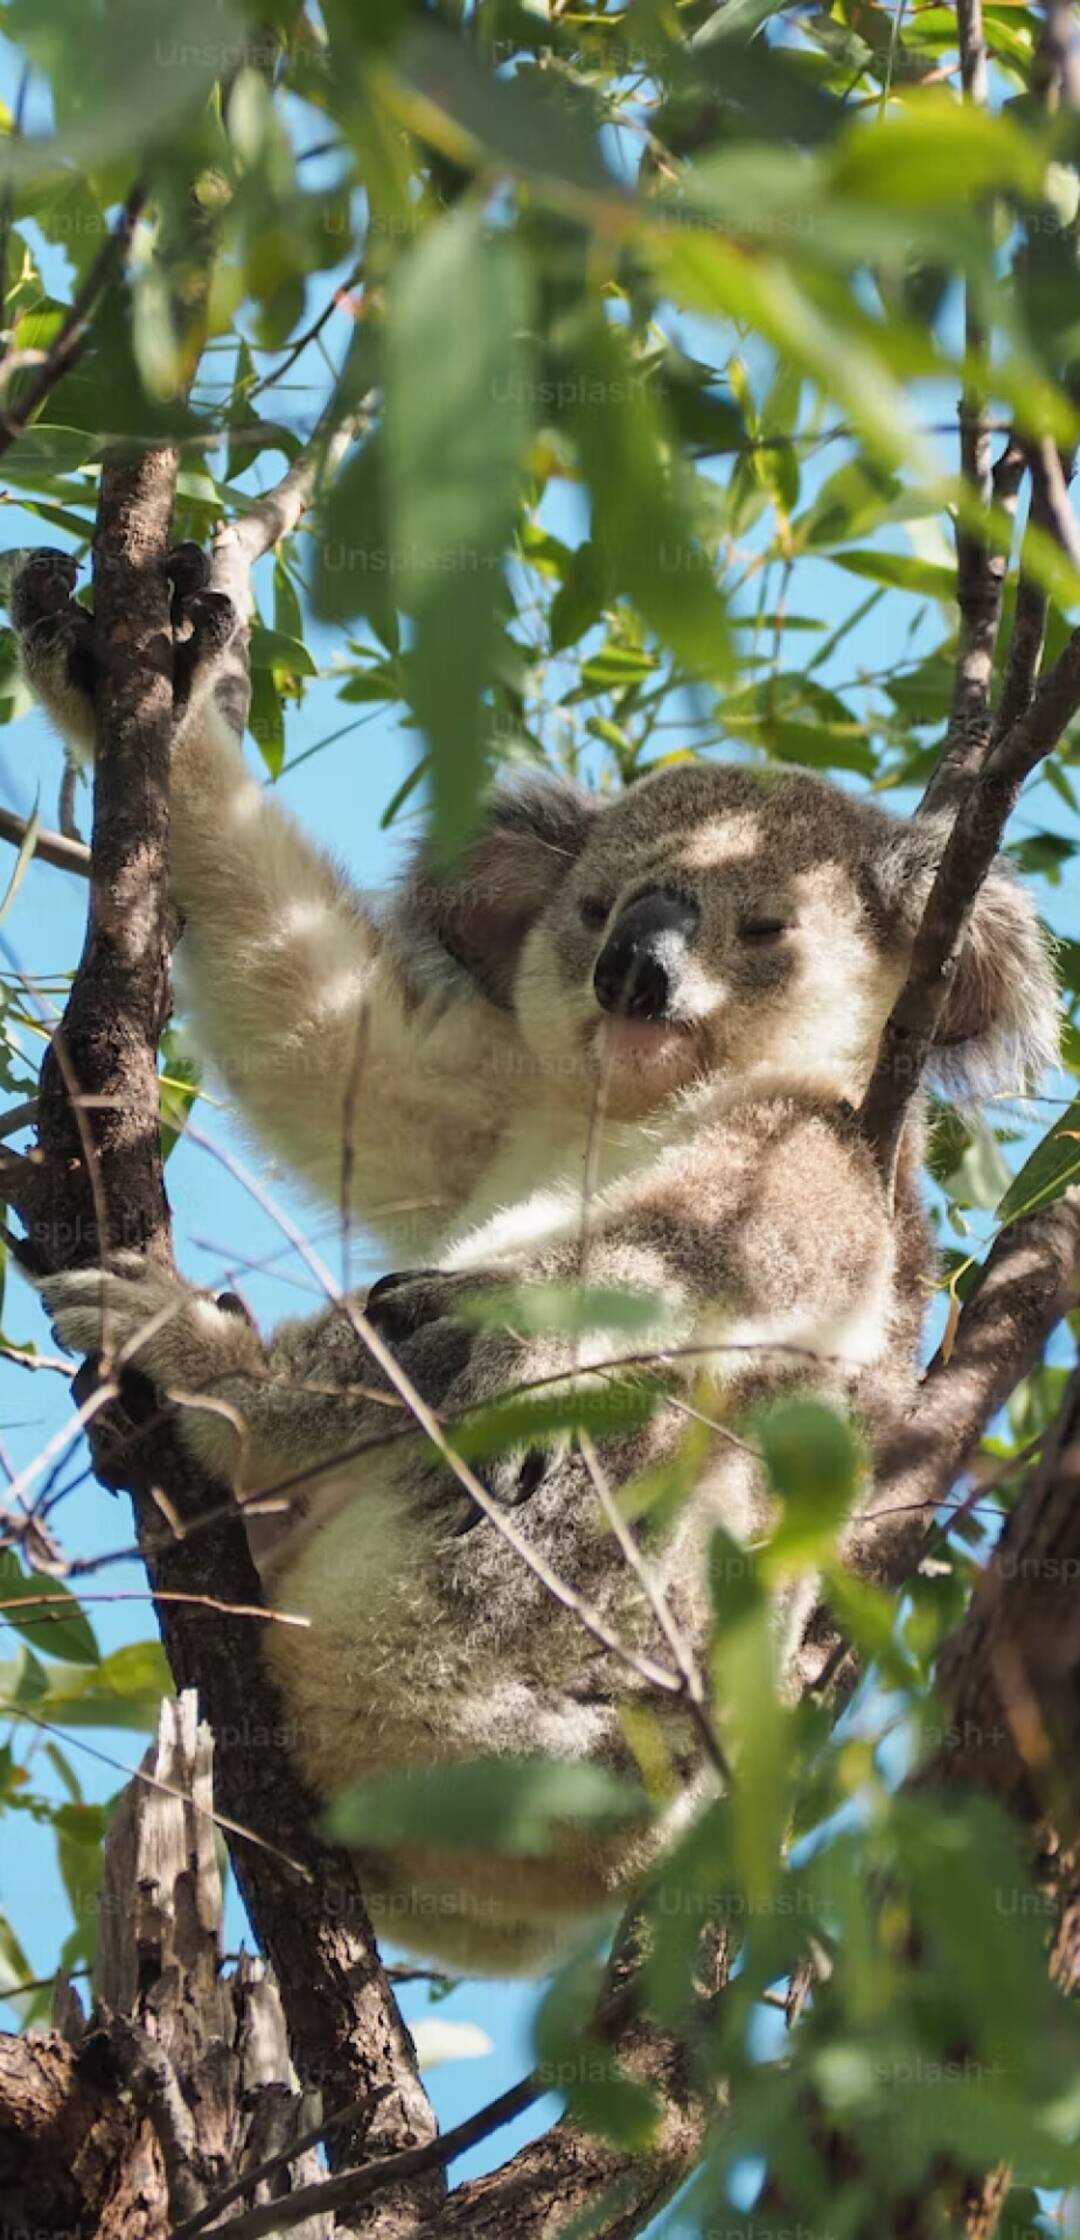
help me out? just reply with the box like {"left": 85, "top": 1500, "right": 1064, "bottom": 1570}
{"left": 9, "top": 549, "right": 497, "bottom": 1244}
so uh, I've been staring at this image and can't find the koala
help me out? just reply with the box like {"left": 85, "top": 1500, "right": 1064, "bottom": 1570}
{"left": 11, "top": 544, "right": 1059, "bottom": 1974}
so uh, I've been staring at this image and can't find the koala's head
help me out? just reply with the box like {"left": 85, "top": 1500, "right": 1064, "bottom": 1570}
{"left": 404, "top": 763, "right": 1058, "bottom": 1118}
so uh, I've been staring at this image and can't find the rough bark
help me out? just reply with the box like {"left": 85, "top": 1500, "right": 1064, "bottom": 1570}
{"left": 0, "top": 1696, "right": 335, "bottom": 2240}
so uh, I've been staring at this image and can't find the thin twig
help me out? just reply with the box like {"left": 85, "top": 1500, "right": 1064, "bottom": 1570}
{"left": 0, "top": 1341, "right": 72, "bottom": 1376}
{"left": 246, "top": 263, "right": 363, "bottom": 401}
{"left": 578, "top": 1425, "right": 730, "bottom": 1781}
{"left": 46, "top": 1329, "right": 865, "bottom": 1585}
{"left": 169, "top": 2087, "right": 393, "bottom": 2240}
{"left": 946, "top": 0, "right": 991, "bottom": 760}
{"left": 208, "top": 404, "right": 364, "bottom": 608}
{"left": 3, "top": 1704, "right": 313, "bottom": 1879}
{"left": 0, "top": 1586, "right": 308, "bottom": 1626}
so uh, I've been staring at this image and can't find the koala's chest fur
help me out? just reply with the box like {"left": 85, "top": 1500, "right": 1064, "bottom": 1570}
{"left": 440, "top": 1083, "right": 656, "bottom": 1266}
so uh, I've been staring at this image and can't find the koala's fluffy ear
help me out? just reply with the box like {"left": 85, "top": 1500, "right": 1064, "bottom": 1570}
{"left": 875, "top": 816, "right": 1060, "bottom": 1094}
{"left": 392, "top": 777, "right": 598, "bottom": 1007}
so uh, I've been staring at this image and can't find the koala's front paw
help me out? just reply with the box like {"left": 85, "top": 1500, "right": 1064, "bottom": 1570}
{"left": 165, "top": 540, "right": 211, "bottom": 616}
{"left": 37, "top": 1252, "right": 261, "bottom": 1396}
{"left": 168, "top": 543, "right": 241, "bottom": 718}
{"left": 39, "top": 1253, "right": 196, "bottom": 1373}
{"left": 7, "top": 547, "right": 80, "bottom": 627}
{"left": 364, "top": 1266, "right": 492, "bottom": 1345}
{"left": 8, "top": 549, "right": 95, "bottom": 735}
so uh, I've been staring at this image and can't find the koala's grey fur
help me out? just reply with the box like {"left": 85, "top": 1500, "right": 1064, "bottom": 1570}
{"left": 13, "top": 546, "right": 1060, "bottom": 1974}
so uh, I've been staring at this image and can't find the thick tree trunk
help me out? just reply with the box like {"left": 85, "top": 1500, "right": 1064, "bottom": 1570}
{"left": 0, "top": 440, "right": 440, "bottom": 2235}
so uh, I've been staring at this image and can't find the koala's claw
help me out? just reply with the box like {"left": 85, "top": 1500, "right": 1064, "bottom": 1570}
{"left": 454, "top": 1445, "right": 554, "bottom": 1537}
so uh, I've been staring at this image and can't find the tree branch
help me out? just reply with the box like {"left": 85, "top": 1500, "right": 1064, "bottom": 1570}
{"left": 853, "top": 1185, "right": 1080, "bottom": 1586}
{"left": 13, "top": 433, "right": 440, "bottom": 2230}
{"left": 917, "top": 0, "right": 1011, "bottom": 818}
{"left": 858, "top": 625, "right": 1080, "bottom": 1183}
{"left": 0, "top": 804, "right": 90, "bottom": 875}
{"left": 179, "top": 2074, "right": 543, "bottom": 2240}
{"left": 925, "top": 1358, "right": 1080, "bottom": 1820}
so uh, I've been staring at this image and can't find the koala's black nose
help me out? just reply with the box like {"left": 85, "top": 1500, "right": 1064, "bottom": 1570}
{"left": 593, "top": 890, "right": 699, "bottom": 1021}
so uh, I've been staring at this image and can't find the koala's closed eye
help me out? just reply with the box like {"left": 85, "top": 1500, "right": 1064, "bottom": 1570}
{"left": 738, "top": 916, "right": 792, "bottom": 942}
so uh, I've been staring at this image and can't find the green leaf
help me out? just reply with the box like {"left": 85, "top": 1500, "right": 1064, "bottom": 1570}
{"left": 42, "top": 1640, "right": 170, "bottom": 1731}
{"left": 1, "top": 426, "right": 101, "bottom": 485}
{"left": 0, "top": 1911, "right": 36, "bottom": 2022}
{"left": 758, "top": 1398, "right": 859, "bottom": 1531}
{"left": 249, "top": 625, "right": 319, "bottom": 681}
{"left": 793, "top": 459, "right": 905, "bottom": 551}
{"left": 326, "top": 1756, "right": 648, "bottom": 1856}
{"left": 451, "top": 1375, "right": 662, "bottom": 1465}
{"left": 751, "top": 719, "right": 876, "bottom": 778}
{"left": 457, "top": 1283, "right": 675, "bottom": 1339}
{"left": 249, "top": 665, "right": 285, "bottom": 780}
{"left": 831, "top": 550, "right": 958, "bottom": 599}
{"left": 386, "top": 202, "right": 533, "bottom": 852}
{"left": 394, "top": 21, "right": 615, "bottom": 199}
{"left": 653, "top": 220, "right": 951, "bottom": 486}
{"left": 54, "top": 1800, "right": 108, "bottom": 1934}
{"left": 829, "top": 98, "right": 1047, "bottom": 208}
{"left": 0, "top": 1552, "right": 99, "bottom": 1666}
{"left": 823, "top": 1569, "right": 917, "bottom": 1689}
{"left": 549, "top": 540, "right": 609, "bottom": 654}
{"left": 1, "top": 0, "right": 248, "bottom": 179}
{"left": 995, "top": 1098, "right": 1080, "bottom": 1225}
{"left": 273, "top": 556, "right": 305, "bottom": 643}
{"left": 712, "top": 1591, "right": 792, "bottom": 1910}
{"left": 692, "top": 0, "right": 789, "bottom": 45}
{"left": 942, "top": 1114, "right": 1014, "bottom": 1212}
{"left": 535, "top": 1953, "right": 660, "bottom": 2145}
{"left": 570, "top": 314, "right": 732, "bottom": 683}
{"left": 574, "top": 643, "right": 659, "bottom": 697}
{"left": 158, "top": 1026, "right": 200, "bottom": 1164}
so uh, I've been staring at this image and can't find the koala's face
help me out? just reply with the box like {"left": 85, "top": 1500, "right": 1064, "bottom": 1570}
{"left": 512, "top": 765, "right": 911, "bottom": 1117}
